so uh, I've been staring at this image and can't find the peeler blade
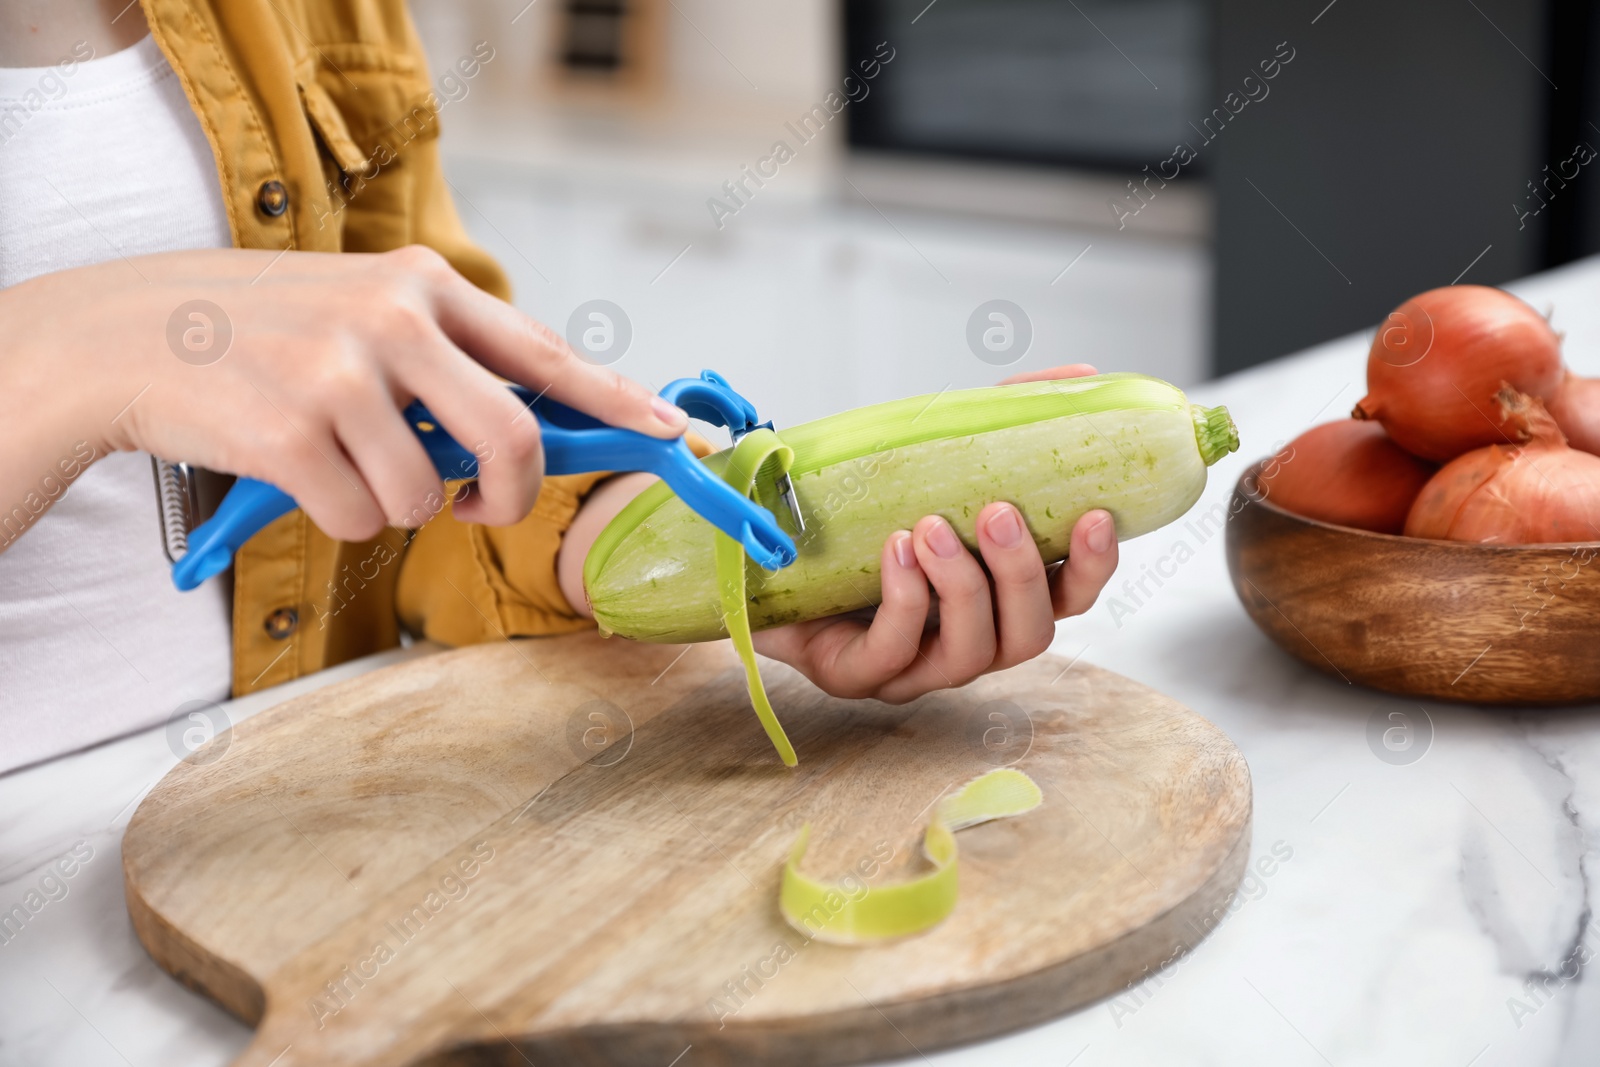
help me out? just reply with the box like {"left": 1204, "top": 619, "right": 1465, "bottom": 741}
{"left": 726, "top": 423, "right": 804, "bottom": 537}
{"left": 152, "top": 457, "right": 200, "bottom": 565}
{"left": 775, "top": 471, "right": 805, "bottom": 535}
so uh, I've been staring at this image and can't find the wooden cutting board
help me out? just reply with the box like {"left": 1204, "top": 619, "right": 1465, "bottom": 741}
{"left": 123, "top": 634, "right": 1251, "bottom": 1067}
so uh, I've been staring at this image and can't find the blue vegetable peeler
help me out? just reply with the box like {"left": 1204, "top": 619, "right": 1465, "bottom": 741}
{"left": 164, "top": 370, "right": 801, "bottom": 591}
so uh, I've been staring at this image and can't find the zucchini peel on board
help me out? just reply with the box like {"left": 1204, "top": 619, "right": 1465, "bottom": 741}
{"left": 780, "top": 767, "right": 1044, "bottom": 943}
{"left": 583, "top": 373, "right": 1239, "bottom": 765}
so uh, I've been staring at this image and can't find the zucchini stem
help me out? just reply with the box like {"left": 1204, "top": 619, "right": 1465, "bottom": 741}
{"left": 1192, "top": 404, "right": 1240, "bottom": 466}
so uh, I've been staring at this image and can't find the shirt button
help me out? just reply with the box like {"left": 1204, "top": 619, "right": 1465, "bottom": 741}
{"left": 265, "top": 607, "right": 299, "bottom": 639}
{"left": 257, "top": 180, "right": 289, "bottom": 217}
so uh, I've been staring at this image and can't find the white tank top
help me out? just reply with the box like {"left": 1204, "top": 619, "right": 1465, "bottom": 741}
{"left": 0, "top": 35, "right": 234, "bottom": 773}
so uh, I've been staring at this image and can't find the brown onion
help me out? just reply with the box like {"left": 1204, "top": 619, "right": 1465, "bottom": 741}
{"left": 1545, "top": 369, "right": 1600, "bottom": 455}
{"left": 1258, "top": 420, "right": 1434, "bottom": 534}
{"left": 1404, "top": 388, "right": 1600, "bottom": 543}
{"left": 1353, "top": 286, "right": 1563, "bottom": 461}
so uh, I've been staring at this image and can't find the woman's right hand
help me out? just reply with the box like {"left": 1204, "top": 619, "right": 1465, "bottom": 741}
{"left": 0, "top": 245, "right": 686, "bottom": 543}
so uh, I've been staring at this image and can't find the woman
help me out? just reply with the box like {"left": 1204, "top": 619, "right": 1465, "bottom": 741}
{"left": 0, "top": 0, "right": 1117, "bottom": 773}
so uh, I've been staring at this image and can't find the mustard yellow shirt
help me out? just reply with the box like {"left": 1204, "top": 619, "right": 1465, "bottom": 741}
{"left": 142, "top": 0, "right": 604, "bottom": 695}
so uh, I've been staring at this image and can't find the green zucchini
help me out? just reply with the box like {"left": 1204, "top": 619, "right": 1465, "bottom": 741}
{"left": 584, "top": 373, "right": 1238, "bottom": 644}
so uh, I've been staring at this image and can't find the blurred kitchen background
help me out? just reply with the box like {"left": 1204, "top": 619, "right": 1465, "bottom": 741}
{"left": 409, "top": 0, "right": 1600, "bottom": 428}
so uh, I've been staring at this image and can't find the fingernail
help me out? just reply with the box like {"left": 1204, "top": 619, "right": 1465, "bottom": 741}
{"left": 893, "top": 531, "right": 916, "bottom": 569}
{"left": 651, "top": 396, "right": 688, "bottom": 429}
{"left": 928, "top": 518, "right": 963, "bottom": 559}
{"left": 1086, "top": 512, "right": 1113, "bottom": 554}
{"left": 986, "top": 505, "right": 1023, "bottom": 548}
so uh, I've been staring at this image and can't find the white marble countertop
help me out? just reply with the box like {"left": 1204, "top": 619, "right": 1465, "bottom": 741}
{"left": 4, "top": 258, "right": 1600, "bottom": 1066}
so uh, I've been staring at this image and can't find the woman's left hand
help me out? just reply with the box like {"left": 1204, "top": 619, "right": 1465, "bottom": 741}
{"left": 753, "top": 364, "right": 1117, "bottom": 704}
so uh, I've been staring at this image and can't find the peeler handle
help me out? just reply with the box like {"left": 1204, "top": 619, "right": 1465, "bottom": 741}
{"left": 170, "top": 479, "right": 296, "bottom": 590}
{"left": 406, "top": 385, "right": 678, "bottom": 480}
{"left": 411, "top": 373, "right": 769, "bottom": 475}
{"left": 657, "top": 370, "right": 762, "bottom": 434}
{"left": 171, "top": 374, "right": 797, "bottom": 591}
{"left": 409, "top": 382, "right": 796, "bottom": 569}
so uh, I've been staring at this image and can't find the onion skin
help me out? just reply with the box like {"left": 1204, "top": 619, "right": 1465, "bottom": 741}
{"left": 1546, "top": 369, "right": 1600, "bottom": 455}
{"left": 1257, "top": 420, "right": 1434, "bottom": 534}
{"left": 1353, "top": 286, "right": 1563, "bottom": 461}
{"left": 1403, "top": 390, "right": 1600, "bottom": 544}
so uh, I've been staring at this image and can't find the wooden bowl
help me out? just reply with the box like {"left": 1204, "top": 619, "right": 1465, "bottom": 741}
{"left": 1225, "top": 461, "right": 1600, "bottom": 704}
